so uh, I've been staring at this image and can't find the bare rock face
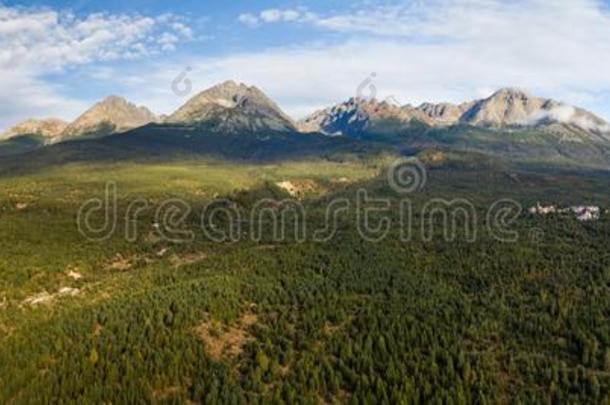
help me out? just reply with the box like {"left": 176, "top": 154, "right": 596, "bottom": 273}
{"left": 417, "top": 102, "right": 473, "bottom": 126}
{"left": 297, "top": 98, "right": 433, "bottom": 136}
{"left": 165, "top": 81, "right": 296, "bottom": 133}
{"left": 296, "top": 98, "right": 374, "bottom": 136}
{"left": 60, "top": 96, "right": 157, "bottom": 139}
{"left": 460, "top": 88, "right": 546, "bottom": 126}
{"left": 1, "top": 118, "right": 68, "bottom": 142}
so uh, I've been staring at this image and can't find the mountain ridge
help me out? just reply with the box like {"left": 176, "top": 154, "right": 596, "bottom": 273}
{"left": 3, "top": 84, "right": 609, "bottom": 152}
{"left": 299, "top": 88, "right": 610, "bottom": 138}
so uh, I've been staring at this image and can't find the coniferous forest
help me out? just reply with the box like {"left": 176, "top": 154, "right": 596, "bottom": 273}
{"left": 3, "top": 1, "right": 610, "bottom": 402}
{"left": 0, "top": 157, "right": 609, "bottom": 403}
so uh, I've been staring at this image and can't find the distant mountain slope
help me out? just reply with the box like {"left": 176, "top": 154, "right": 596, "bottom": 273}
{"left": 60, "top": 96, "right": 157, "bottom": 140}
{"left": 0, "top": 134, "right": 47, "bottom": 157}
{"left": 2, "top": 121, "right": 609, "bottom": 178}
{"left": 165, "top": 81, "right": 296, "bottom": 133}
{"left": 1, "top": 118, "right": 68, "bottom": 142}
{"left": 0, "top": 123, "right": 377, "bottom": 176}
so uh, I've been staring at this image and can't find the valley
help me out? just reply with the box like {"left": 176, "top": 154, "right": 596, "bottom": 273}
{"left": 0, "top": 81, "right": 609, "bottom": 403}
{"left": 3, "top": 0, "right": 610, "bottom": 402}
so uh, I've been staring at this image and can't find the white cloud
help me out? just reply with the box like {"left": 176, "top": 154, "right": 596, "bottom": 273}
{"left": 0, "top": 5, "right": 193, "bottom": 130}
{"left": 546, "top": 105, "right": 578, "bottom": 124}
{"left": 226, "top": 0, "right": 610, "bottom": 121}
{"left": 171, "top": 22, "right": 193, "bottom": 39}
{"left": 129, "top": 31, "right": 610, "bottom": 124}
{"left": 281, "top": 10, "right": 301, "bottom": 22}
{"left": 0, "top": 70, "right": 88, "bottom": 127}
{"left": 238, "top": 13, "right": 259, "bottom": 27}
{"left": 4, "top": 0, "right": 610, "bottom": 131}
{"left": 260, "top": 9, "right": 283, "bottom": 23}
{"left": 0, "top": 7, "right": 192, "bottom": 71}
{"left": 238, "top": 8, "right": 316, "bottom": 27}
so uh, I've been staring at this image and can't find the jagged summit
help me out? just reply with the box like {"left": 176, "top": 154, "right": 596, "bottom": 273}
{"left": 299, "top": 88, "right": 610, "bottom": 138}
{"left": 60, "top": 95, "right": 157, "bottom": 139}
{"left": 165, "top": 81, "right": 296, "bottom": 133}
{"left": 297, "top": 97, "right": 432, "bottom": 136}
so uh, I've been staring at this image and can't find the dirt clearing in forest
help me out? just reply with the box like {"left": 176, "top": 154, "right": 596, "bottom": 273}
{"left": 195, "top": 313, "right": 258, "bottom": 361}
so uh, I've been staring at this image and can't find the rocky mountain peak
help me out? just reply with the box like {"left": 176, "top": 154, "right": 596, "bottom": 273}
{"left": 297, "top": 98, "right": 379, "bottom": 135}
{"left": 165, "top": 81, "right": 296, "bottom": 133}
{"left": 458, "top": 88, "right": 609, "bottom": 135}
{"left": 60, "top": 96, "right": 157, "bottom": 139}
{"left": 460, "top": 88, "right": 546, "bottom": 127}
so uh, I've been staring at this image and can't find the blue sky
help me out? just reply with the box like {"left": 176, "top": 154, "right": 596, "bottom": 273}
{"left": 2, "top": 0, "right": 610, "bottom": 130}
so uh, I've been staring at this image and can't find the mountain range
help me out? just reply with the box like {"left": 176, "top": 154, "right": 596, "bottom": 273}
{"left": 298, "top": 88, "right": 610, "bottom": 140}
{"left": 1, "top": 81, "right": 610, "bottom": 168}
